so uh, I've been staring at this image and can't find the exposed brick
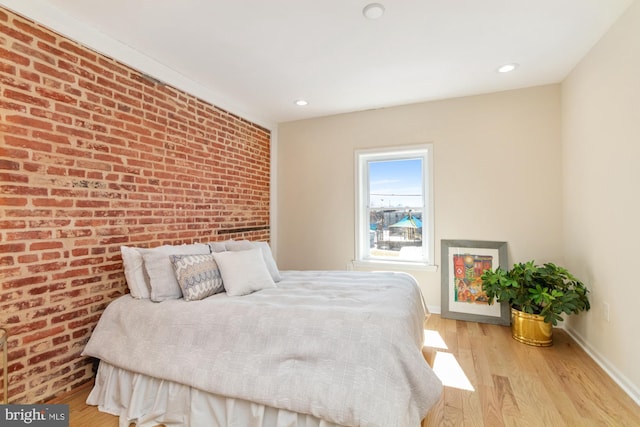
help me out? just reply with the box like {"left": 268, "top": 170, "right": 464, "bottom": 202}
{"left": 30, "top": 241, "right": 63, "bottom": 251}
{"left": 0, "top": 159, "right": 23, "bottom": 170}
{"left": 22, "top": 326, "right": 66, "bottom": 344}
{"left": 0, "top": 5, "right": 271, "bottom": 405}
{"left": 0, "top": 243, "right": 26, "bottom": 253}
{"left": 30, "top": 107, "right": 72, "bottom": 125}
{"left": 0, "top": 61, "right": 16, "bottom": 74}
{"left": 58, "top": 59, "right": 95, "bottom": 81}
{"left": 5, "top": 137, "right": 53, "bottom": 156}
{"left": 59, "top": 40, "right": 97, "bottom": 62}
{"left": 28, "top": 346, "right": 69, "bottom": 365}
{"left": 36, "top": 40, "right": 76, "bottom": 63}
{"left": 0, "top": 22, "right": 32, "bottom": 44}
{"left": 6, "top": 114, "right": 53, "bottom": 130}
{"left": 13, "top": 42, "right": 55, "bottom": 65}
{"left": 35, "top": 86, "right": 76, "bottom": 104}
{"left": 34, "top": 61, "right": 75, "bottom": 83}
{"left": 3, "top": 88, "right": 50, "bottom": 107}
{"left": 78, "top": 78, "right": 112, "bottom": 98}
{"left": 12, "top": 19, "right": 56, "bottom": 44}
{"left": 0, "top": 73, "right": 31, "bottom": 91}
{"left": 31, "top": 198, "right": 74, "bottom": 208}
{"left": 98, "top": 58, "right": 129, "bottom": 77}
{"left": 0, "top": 99, "right": 28, "bottom": 112}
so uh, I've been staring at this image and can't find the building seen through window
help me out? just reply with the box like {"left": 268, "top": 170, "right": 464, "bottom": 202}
{"left": 356, "top": 145, "right": 433, "bottom": 265}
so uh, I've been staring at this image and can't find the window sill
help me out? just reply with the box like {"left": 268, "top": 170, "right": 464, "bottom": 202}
{"left": 350, "top": 259, "right": 439, "bottom": 272}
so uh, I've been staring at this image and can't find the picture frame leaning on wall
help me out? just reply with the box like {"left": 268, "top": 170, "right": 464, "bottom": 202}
{"left": 440, "top": 240, "right": 510, "bottom": 325}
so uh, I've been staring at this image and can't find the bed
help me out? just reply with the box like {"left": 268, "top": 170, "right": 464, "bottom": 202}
{"left": 82, "top": 242, "right": 443, "bottom": 427}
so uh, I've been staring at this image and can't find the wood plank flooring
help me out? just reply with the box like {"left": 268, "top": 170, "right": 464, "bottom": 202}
{"left": 422, "top": 314, "right": 640, "bottom": 426}
{"left": 49, "top": 314, "right": 640, "bottom": 426}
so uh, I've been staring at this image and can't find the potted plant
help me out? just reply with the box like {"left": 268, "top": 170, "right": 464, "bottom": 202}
{"left": 480, "top": 261, "right": 590, "bottom": 346}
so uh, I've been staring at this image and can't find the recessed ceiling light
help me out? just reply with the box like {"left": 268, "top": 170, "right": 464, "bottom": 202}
{"left": 497, "top": 63, "right": 519, "bottom": 73}
{"left": 294, "top": 99, "right": 308, "bottom": 106}
{"left": 363, "top": 3, "right": 385, "bottom": 20}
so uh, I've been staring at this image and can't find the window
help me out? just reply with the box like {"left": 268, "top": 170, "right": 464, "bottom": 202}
{"left": 355, "top": 145, "right": 434, "bottom": 266}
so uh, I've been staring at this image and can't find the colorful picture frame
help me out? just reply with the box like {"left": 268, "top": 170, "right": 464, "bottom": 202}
{"left": 441, "top": 240, "right": 510, "bottom": 325}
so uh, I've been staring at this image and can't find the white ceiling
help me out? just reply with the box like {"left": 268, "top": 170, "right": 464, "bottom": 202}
{"left": 1, "top": 0, "right": 634, "bottom": 127}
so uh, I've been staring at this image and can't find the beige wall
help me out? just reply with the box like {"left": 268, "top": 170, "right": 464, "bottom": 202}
{"left": 562, "top": 1, "right": 640, "bottom": 401}
{"left": 277, "top": 85, "right": 563, "bottom": 310}
{"left": 277, "top": 1, "right": 640, "bottom": 402}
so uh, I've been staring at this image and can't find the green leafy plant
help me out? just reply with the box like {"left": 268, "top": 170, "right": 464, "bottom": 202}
{"left": 480, "top": 261, "right": 590, "bottom": 326}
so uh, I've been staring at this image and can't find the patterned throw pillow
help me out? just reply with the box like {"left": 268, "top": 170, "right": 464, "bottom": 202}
{"left": 141, "top": 243, "right": 210, "bottom": 302}
{"left": 170, "top": 254, "right": 225, "bottom": 301}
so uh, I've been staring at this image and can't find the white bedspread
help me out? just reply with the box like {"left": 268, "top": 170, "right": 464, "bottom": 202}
{"left": 83, "top": 270, "right": 442, "bottom": 427}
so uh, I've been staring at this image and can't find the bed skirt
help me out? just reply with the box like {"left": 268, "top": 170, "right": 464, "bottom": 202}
{"left": 88, "top": 361, "right": 342, "bottom": 427}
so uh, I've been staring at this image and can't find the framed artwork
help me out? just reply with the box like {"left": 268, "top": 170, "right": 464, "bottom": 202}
{"left": 441, "top": 240, "right": 510, "bottom": 325}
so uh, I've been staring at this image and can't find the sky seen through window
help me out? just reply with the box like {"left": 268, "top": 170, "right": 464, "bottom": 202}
{"left": 369, "top": 158, "right": 423, "bottom": 208}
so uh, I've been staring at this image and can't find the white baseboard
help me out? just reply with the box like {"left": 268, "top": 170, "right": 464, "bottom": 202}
{"left": 427, "top": 305, "right": 441, "bottom": 315}
{"left": 563, "top": 325, "right": 640, "bottom": 406}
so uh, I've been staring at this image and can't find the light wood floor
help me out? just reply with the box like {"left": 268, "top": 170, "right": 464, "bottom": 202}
{"left": 49, "top": 314, "right": 640, "bottom": 426}
{"left": 422, "top": 314, "right": 640, "bottom": 426}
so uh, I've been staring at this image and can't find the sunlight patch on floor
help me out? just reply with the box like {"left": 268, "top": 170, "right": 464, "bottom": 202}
{"left": 432, "top": 350, "right": 475, "bottom": 391}
{"left": 423, "top": 329, "right": 474, "bottom": 391}
{"left": 423, "top": 329, "right": 448, "bottom": 349}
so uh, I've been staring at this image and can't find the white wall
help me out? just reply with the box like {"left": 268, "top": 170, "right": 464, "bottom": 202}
{"left": 562, "top": 0, "right": 640, "bottom": 402}
{"left": 277, "top": 85, "right": 563, "bottom": 312}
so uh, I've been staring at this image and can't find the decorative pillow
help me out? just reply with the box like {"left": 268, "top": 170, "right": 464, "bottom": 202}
{"left": 140, "top": 243, "right": 210, "bottom": 302}
{"left": 120, "top": 245, "right": 150, "bottom": 299}
{"left": 225, "top": 240, "right": 282, "bottom": 282}
{"left": 213, "top": 248, "right": 276, "bottom": 296}
{"left": 170, "top": 254, "right": 224, "bottom": 301}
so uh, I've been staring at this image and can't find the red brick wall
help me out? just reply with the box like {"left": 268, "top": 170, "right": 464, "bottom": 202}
{"left": 0, "top": 7, "right": 271, "bottom": 403}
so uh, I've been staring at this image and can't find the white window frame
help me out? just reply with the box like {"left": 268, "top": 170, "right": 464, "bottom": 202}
{"left": 354, "top": 144, "right": 435, "bottom": 268}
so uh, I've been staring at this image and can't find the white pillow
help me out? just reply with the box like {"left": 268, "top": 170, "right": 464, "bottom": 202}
{"left": 213, "top": 248, "right": 276, "bottom": 296}
{"left": 208, "top": 240, "right": 231, "bottom": 253}
{"left": 225, "top": 240, "right": 282, "bottom": 282}
{"left": 140, "top": 243, "right": 210, "bottom": 302}
{"left": 120, "top": 246, "right": 150, "bottom": 299}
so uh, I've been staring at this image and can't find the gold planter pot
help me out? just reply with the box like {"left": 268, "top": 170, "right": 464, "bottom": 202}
{"left": 511, "top": 308, "right": 553, "bottom": 347}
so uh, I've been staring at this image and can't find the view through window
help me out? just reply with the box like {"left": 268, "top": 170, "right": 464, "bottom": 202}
{"left": 356, "top": 145, "right": 433, "bottom": 265}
